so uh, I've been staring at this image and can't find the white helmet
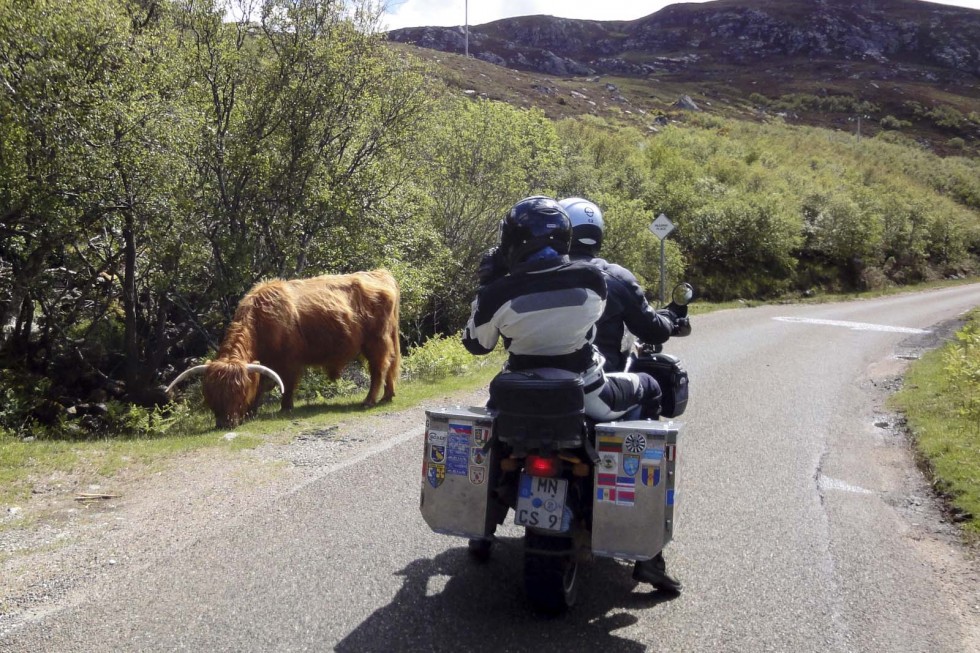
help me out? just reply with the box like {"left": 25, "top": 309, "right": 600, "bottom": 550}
{"left": 558, "top": 197, "right": 604, "bottom": 255}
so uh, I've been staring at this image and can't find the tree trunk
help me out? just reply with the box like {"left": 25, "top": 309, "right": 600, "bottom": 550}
{"left": 122, "top": 210, "right": 139, "bottom": 390}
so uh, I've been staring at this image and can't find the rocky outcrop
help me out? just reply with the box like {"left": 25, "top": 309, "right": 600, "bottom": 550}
{"left": 387, "top": 0, "right": 980, "bottom": 78}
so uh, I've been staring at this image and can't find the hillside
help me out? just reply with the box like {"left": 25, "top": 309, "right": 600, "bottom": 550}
{"left": 387, "top": 0, "right": 980, "bottom": 156}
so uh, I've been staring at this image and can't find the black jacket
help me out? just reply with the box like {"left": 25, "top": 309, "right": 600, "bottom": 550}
{"left": 572, "top": 254, "right": 674, "bottom": 372}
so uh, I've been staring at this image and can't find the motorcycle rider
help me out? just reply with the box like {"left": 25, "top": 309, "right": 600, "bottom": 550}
{"left": 558, "top": 196, "right": 686, "bottom": 594}
{"left": 462, "top": 195, "right": 669, "bottom": 583}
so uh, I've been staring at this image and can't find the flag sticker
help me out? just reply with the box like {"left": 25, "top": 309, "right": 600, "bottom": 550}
{"left": 448, "top": 422, "right": 473, "bottom": 439}
{"left": 642, "top": 447, "right": 664, "bottom": 462}
{"left": 598, "top": 435, "right": 621, "bottom": 452}
{"left": 597, "top": 473, "right": 617, "bottom": 487}
{"left": 596, "top": 487, "right": 616, "bottom": 503}
{"left": 616, "top": 476, "right": 636, "bottom": 507}
{"left": 616, "top": 489, "right": 635, "bottom": 506}
{"left": 665, "top": 444, "right": 677, "bottom": 462}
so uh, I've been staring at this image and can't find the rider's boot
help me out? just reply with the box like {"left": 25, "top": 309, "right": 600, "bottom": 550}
{"left": 467, "top": 536, "right": 495, "bottom": 562}
{"left": 632, "top": 552, "right": 682, "bottom": 594}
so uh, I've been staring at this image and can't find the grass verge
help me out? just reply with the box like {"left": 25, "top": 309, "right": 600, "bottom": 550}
{"left": 890, "top": 308, "right": 980, "bottom": 544}
{"left": 0, "top": 351, "right": 505, "bottom": 511}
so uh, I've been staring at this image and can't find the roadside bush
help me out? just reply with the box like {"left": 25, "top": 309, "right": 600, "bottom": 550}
{"left": 103, "top": 401, "right": 194, "bottom": 439}
{"left": 859, "top": 267, "right": 894, "bottom": 291}
{"left": 0, "top": 370, "right": 62, "bottom": 437}
{"left": 943, "top": 322, "right": 980, "bottom": 429}
{"left": 402, "top": 333, "right": 484, "bottom": 381}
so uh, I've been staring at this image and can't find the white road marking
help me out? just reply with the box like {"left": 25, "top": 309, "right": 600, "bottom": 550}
{"left": 774, "top": 317, "right": 930, "bottom": 334}
{"left": 818, "top": 474, "right": 875, "bottom": 495}
{"left": 286, "top": 427, "right": 423, "bottom": 495}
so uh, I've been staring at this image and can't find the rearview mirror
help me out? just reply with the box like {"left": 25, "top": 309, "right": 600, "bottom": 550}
{"left": 671, "top": 282, "right": 694, "bottom": 307}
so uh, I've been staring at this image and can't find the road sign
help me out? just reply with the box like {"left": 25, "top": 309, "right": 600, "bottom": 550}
{"left": 650, "top": 213, "right": 674, "bottom": 241}
{"left": 648, "top": 213, "right": 675, "bottom": 304}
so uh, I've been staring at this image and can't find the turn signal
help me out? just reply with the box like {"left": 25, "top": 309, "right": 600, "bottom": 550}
{"left": 526, "top": 455, "right": 559, "bottom": 477}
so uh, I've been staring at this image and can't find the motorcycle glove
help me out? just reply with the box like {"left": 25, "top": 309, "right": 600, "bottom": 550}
{"left": 478, "top": 247, "right": 508, "bottom": 286}
{"left": 666, "top": 301, "right": 688, "bottom": 319}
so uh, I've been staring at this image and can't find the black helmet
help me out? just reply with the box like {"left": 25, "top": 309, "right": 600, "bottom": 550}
{"left": 559, "top": 197, "right": 604, "bottom": 256}
{"left": 499, "top": 196, "right": 572, "bottom": 268}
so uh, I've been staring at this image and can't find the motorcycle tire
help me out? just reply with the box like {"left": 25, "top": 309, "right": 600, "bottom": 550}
{"left": 523, "top": 531, "right": 578, "bottom": 615}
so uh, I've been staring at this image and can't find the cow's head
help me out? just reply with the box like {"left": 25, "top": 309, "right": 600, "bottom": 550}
{"left": 167, "top": 361, "right": 284, "bottom": 428}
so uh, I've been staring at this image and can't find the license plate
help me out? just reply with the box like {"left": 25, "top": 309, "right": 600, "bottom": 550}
{"left": 515, "top": 474, "right": 568, "bottom": 532}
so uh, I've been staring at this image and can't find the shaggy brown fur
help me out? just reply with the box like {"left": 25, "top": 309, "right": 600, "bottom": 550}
{"left": 203, "top": 269, "right": 401, "bottom": 427}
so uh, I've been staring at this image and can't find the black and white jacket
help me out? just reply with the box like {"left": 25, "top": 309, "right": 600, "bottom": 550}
{"left": 462, "top": 256, "right": 607, "bottom": 374}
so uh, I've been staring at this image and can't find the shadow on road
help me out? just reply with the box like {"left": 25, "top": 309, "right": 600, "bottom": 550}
{"left": 336, "top": 536, "right": 678, "bottom": 652}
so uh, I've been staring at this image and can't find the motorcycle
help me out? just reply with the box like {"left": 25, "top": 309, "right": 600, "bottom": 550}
{"left": 420, "top": 283, "right": 693, "bottom": 614}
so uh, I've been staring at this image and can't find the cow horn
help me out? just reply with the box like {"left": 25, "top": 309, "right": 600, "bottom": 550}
{"left": 246, "top": 364, "right": 285, "bottom": 394}
{"left": 165, "top": 365, "right": 209, "bottom": 394}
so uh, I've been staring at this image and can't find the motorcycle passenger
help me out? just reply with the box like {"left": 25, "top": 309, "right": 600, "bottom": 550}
{"left": 461, "top": 195, "right": 664, "bottom": 563}
{"left": 559, "top": 196, "right": 685, "bottom": 594}
{"left": 559, "top": 196, "right": 688, "bottom": 373}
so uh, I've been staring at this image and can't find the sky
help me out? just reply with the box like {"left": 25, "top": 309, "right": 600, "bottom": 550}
{"left": 382, "top": 0, "right": 980, "bottom": 31}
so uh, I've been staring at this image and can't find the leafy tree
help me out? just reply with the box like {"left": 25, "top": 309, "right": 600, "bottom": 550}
{"left": 175, "top": 0, "right": 432, "bottom": 311}
{"left": 0, "top": 0, "right": 195, "bottom": 403}
{"left": 414, "top": 96, "right": 563, "bottom": 333}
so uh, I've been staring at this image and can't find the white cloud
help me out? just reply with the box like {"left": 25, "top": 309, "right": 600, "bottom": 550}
{"left": 382, "top": 0, "right": 980, "bottom": 31}
{"left": 381, "top": 0, "right": 692, "bottom": 31}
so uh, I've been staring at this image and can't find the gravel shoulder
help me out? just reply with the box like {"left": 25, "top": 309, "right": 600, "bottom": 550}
{"left": 0, "top": 388, "right": 486, "bottom": 637}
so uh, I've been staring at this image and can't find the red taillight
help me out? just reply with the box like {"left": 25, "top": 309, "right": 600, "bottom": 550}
{"left": 526, "top": 454, "right": 559, "bottom": 477}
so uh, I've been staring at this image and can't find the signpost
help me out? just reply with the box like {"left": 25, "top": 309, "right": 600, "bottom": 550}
{"left": 649, "top": 213, "right": 675, "bottom": 305}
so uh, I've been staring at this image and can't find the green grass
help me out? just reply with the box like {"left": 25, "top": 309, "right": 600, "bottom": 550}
{"left": 891, "top": 309, "right": 980, "bottom": 543}
{"left": 0, "top": 351, "right": 506, "bottom": 510}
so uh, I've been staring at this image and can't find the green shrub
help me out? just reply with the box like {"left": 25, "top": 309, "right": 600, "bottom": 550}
{"left": 104, "top": 401, "right": 194, "bottom": 439}
{"left": 402, "top": 333, "right": 481, "bottom": 381}
{"left": 880, "top": 115, "right": 911, "bottom": 130}
{"left": 943, "top": 322, "right": 980, "bottom": 428}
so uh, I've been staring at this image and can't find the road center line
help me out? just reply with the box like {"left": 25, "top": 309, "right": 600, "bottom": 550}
{"left": 774, "top": 316, "right": 930, "bottom": 334}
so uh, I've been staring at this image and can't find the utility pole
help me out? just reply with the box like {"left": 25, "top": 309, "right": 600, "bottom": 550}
{"left": 465, "top": 0, "right": 469, "bottom": 57}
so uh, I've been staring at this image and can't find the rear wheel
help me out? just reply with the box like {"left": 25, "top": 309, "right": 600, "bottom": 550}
{"left": 523, "top": 531, "right": 578, "bottom": 615}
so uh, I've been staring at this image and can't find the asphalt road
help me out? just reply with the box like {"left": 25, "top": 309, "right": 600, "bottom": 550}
{"left": 3, "top": 284, "right": 980, "bottom": 652}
